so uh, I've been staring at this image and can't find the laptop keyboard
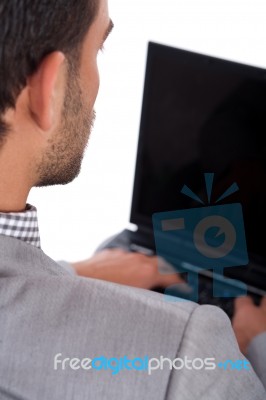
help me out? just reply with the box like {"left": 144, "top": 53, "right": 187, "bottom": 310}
{"left": 96, "top": 229, "right": 262, "bottom": 320}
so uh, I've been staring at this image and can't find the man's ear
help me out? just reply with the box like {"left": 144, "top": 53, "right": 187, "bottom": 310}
{"left": 27, "top": 52, "right": 65, "bottom": 131}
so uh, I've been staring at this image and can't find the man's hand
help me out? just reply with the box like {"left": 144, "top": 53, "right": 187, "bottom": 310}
{"left": 232, "top": 296, "right": 266, "bottom": 354}
{"left": 72, "top": 249, "right": 184, "bottom": 290}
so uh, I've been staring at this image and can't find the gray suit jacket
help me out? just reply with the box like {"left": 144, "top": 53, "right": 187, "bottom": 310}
{"left": 0, "top": 235, "right": 265, "bottom": 400}
{"left": 247, "top": 333, "right": 266, "bottom": 390}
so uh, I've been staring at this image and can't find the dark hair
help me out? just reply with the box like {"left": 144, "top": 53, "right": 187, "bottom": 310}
{"left": 0, "top": 0, "right": 99, "bottom": 139}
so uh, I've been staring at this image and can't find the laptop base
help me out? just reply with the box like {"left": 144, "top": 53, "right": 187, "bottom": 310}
{"left": 95, "top": 229, "right": 262, "bottom": 319}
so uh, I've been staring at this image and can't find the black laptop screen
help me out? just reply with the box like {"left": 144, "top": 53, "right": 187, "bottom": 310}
{"left": 130, "top": 42, "right": 266, "bottom": 264}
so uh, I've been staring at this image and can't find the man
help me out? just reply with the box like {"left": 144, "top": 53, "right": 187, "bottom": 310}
{"left": 0, "top": 1, "right": 265, "bottom": 399}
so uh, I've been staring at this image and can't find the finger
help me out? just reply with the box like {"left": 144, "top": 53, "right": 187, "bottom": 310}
{"left": 234, "top": 296, "right": 254, "bottom": 311}
{"left": 157, "top": 273, "right": 186, "bottom": 288}
{"left": 153, "top": 256, "right": 180, "bottom": 275}
{"left": 106, "top": 248, "right": 127, "bottom": 256}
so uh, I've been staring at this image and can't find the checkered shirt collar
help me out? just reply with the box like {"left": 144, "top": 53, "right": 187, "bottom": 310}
{"left": 0, "top": 204, "right": 41, "bottom": 249}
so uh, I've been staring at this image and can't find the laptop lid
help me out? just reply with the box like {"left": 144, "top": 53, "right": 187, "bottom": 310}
{"left": 130, "top": 42, "right": 266, "bottom": 290}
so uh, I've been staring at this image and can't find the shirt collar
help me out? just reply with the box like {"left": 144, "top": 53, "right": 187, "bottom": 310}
{"left": 0, "top": 204, "right": 41, "bottom": 249}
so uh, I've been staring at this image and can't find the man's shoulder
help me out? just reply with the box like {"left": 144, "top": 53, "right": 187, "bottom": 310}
{"left": 2, "top": 235, "right": 264, "bottom": 400}
{"left": 0, "top": 233, "right": 225, "bottom": 333}
{"left": 0, "top": 233, "right": 196, "bottom": 320}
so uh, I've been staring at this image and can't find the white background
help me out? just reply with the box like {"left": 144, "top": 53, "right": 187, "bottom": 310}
{"left": 28, "top": 0, "right": 266, "bottom": 263}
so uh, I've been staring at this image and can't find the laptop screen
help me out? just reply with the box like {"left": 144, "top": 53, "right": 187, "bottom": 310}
{"left": 130, "top": 42, "right": 266, "bottom": 267}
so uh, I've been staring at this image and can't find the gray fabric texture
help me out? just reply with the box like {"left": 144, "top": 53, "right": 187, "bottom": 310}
{"left": 0, "top": 235, "right": 265, "bottom": 399}
{"left": 247, "top": 332, "right": 266, "bottom": 390}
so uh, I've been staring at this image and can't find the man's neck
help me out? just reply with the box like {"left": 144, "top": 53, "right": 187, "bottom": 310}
{"left": 0, "top": 199, "right": 28, "bottom": 213}
{"left": 0, "top": 143, "right": 32, "bottom": 213}
{"left": 0, "top": 178, "right": 29, "bottom": 213}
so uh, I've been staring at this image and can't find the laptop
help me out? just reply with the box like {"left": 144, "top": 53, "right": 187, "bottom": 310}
{"left": 97, "top": 42, "right": 266, "bottom": 318}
